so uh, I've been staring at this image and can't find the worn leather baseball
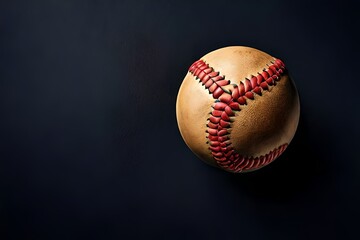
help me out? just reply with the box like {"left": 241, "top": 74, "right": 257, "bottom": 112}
{"left": 176, "top": 46, "right": 300, "bottom": 173}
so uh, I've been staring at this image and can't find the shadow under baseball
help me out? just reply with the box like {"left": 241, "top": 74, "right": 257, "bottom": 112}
{"left": 226, "top": 109, "right": 334, "bottom": 200}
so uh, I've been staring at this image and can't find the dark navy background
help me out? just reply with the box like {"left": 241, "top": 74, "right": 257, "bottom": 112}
{"left": 1, "top": 0, "right": 359, "bottom": 239}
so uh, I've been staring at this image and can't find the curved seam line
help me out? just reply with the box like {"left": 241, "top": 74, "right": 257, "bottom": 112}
{"left": 188, "top": 58, "right": 288, "bottom": 172}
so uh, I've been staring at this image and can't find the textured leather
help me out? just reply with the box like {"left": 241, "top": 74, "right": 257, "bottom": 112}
{"left": 176, "top": 46, "right": 300, "bottom": 172}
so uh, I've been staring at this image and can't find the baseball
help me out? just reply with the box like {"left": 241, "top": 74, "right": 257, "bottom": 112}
{"left": 176, "top": 46, "right": 300, "bottom": 173}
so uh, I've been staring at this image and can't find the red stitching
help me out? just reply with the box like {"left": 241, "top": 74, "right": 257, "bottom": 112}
{"left": 189, "top": 59, "right": 288, "bottom": 172}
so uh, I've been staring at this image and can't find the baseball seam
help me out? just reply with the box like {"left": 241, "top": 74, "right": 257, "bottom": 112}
{"left": 188, "top": 58, "right": 288, "bottom": 172}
